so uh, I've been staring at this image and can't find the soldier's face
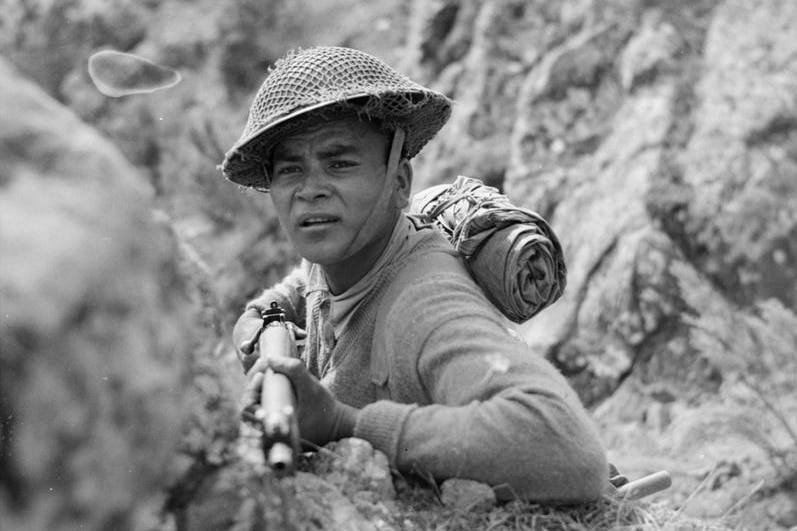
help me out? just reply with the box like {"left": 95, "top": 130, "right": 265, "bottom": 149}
{"left": 269, "top": 117, "right": 411, "bottom": 292}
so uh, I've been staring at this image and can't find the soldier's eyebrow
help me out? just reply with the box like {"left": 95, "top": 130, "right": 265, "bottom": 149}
{"left": 272, "top": 140, "right": 360, "bottom": 164}
{"left": 319, "top": 143, "right": 359, "bottom": 159}
{"left": 272, "top": 152, "right": 300, "bottom": 164}
{"left": 271, "top": 144, "right": 305, "bottom": 163}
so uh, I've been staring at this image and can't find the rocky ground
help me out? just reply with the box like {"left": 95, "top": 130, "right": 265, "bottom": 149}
{"left": 2, "top": 0, "right": 796, "bottom": 529}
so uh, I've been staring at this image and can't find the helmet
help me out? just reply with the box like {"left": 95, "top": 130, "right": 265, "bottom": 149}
{"left": 220, "top": 46, "right": 452, "bottom": 190}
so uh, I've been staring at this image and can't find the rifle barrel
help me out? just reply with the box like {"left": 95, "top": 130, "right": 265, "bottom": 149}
{"left": 256, "top": 311, "right": 300, "bottom": 477}
{"left": 267, "top": 441, "right": 295, "bottom": 472}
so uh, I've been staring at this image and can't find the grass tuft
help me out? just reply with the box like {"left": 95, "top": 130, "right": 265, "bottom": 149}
{"left": 394, "top": 485, "right": 734, "bottom": 531}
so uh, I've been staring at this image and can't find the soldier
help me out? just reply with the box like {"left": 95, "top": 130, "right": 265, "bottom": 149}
{"left": 222, "top": 46, "right": 606, "bottom": 503}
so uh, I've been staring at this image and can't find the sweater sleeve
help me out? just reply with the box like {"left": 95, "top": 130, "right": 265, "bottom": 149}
{"left": 354, "top": 271, "right": 607, "bottom": 504}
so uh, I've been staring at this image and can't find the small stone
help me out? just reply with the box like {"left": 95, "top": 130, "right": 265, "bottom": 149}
{"left": 283, "top": 472, "right": 378, "bottom": 531}
{"left": 440, "top": 478, "right": 496, "bottom": 512}
{"left": 312, "top": 438, "right": 396, "bottom": 499}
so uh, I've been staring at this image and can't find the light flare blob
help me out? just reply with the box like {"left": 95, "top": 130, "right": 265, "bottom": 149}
{"left": 88, "top": 50, "right": 181, "bottom": 98}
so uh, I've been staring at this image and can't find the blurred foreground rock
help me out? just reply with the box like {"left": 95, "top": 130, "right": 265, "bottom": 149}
{"left": 0, "top": 57, "right": 192, "bottom": 529}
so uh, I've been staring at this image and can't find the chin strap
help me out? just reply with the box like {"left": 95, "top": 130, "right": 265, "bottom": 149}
{"left": 386, "top": 128, "right": 405, "bottom": 178}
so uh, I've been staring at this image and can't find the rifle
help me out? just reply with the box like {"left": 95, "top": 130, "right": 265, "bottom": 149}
{"left": 245, "top": 301, "right": 301, "bottom": 476}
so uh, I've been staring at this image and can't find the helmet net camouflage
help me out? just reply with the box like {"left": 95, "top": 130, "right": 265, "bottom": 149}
{"left": 220, "top": 46, "right": 452, "bottom": 190}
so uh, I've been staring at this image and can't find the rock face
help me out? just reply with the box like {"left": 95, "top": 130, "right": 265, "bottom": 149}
{"left": 679, "top": 0, "right": 797, "bottom": 309}
{"left": 403, "top": 2, "right": 797, "bottom": 524}
{"left": 0, "top": 58, "right": 192, "bottom": 529}
{"left": 2, "top": 0, "right": 796, "bottom": 529}
{"left": 404, "top": 0, "right": 795, "bottom": 400}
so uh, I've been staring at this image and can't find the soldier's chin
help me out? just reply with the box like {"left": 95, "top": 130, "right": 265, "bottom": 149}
{"left": 295, "top": 244, "right": 345, "bottom": 266}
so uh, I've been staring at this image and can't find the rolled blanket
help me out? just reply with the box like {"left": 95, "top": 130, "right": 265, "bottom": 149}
{"left": 410, "top": 176, "right": 566, "bottom": 323}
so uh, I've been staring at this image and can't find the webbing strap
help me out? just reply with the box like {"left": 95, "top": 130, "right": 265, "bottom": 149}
{"left": 386, "top": 128, "right": 405, "bottom": 178}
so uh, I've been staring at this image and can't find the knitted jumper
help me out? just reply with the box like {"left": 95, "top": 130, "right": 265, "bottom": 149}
{"left": 244, "top": 216, "right": 607, "bottom": 503}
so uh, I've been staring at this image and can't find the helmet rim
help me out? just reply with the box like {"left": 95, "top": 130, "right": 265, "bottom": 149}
{"left": 220, "top": 46, "right": 452, "bottom": 190}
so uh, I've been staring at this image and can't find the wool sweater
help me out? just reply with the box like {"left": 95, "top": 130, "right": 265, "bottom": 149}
{"left": 243, "top": 216, "right": 607, "bottom": 503}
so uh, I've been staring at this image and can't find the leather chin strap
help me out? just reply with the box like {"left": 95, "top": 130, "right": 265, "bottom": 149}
{"left": 386, "top": 128, "right": 405, "bottom": 178}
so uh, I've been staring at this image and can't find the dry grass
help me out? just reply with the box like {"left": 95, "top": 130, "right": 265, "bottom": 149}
{"left": 393, "top": 492, "right": 734, "bottom": 531}
{"left": 386, "top": 471, "right": 736, "bottom": 531}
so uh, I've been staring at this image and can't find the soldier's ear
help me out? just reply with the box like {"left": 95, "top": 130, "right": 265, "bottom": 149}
{"left": 393, "top": 159, "right": 413, "bottom": 209}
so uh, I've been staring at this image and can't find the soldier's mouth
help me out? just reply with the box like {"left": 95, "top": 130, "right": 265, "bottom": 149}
{"left": 299, "top": 215, "right": 339, "bottom": 227}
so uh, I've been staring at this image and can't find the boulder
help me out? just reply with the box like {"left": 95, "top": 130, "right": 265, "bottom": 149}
{"left": 0, "top": 57, "right": 191, "bottom": 530}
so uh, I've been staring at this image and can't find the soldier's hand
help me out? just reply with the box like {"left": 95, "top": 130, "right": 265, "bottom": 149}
{"left": 233, "top": 308, "right": 264, "bottom": 372}
{"left": 260, "top": 356, "right": 359, "bottom": 448}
